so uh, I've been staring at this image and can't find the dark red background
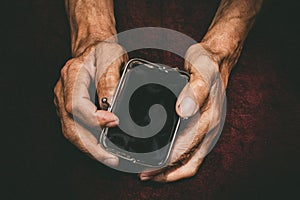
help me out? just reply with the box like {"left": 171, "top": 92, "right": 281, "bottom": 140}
{"left": 3, "top": 0, "right": 300, "bottom": 199}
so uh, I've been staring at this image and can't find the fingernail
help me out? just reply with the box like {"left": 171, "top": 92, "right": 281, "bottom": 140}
{"left": 106, "top": 120, "right": 119, "bottom": 127}
{"left": 103, "top": 157, "right": 118, "bottom": 166}
{"left": 179, "top": 96, "right": 197, "bottom": 117}
{"left": 105, "top": 114, "right": 119, "bottom": 123}
{"left": 140, "top": 175, "right": 151, "bottom": 181}
{"left": 113, "top": 115, "right": 119, "bottom": 122}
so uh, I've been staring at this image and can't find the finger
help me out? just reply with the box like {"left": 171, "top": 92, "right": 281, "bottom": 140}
{"left": 139, "top": 168, "right": 165, "bottom": 181}
{"left": 152, "top": 146, "right": 205, "bottom": 182}
{"left": 96, "top": 58, "right": 124, "bottom": 105}
{"left": 95, "top": 43, "right": 128, "bottom": 105}
{"left": 62, "top": 58, "right": 119, "bottom": 128}
{"left": 144, "top": 98, "right": 225, "bottom": 182}
{"left": 152, "top": 125, "right": 221, "bottom": 182}
{"left": 58, "top": 84, "right": 119, "bottom": 166}
{"left": 140, "top": 115, "right": 205, "bottom": 180}
{"left": 71, "top": 71, "right": 119, "bottom": 127}
{"left": 175, "top": 71, "right": 209, "bottom": 118}
{"left": 168, "top": 110, "right": 209, "bottom": 162}
{"left": 139, "top": 106, "right": 211, "bottom": 180}
{"left": 72, "top": 120, "right": 119, "bottom": 166}
{"left": 176, "top": 44, "right": 219, "bottom": 118}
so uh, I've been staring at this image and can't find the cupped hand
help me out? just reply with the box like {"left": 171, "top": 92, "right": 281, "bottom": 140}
{"left": 139, "top": 43, "right": 227, "bottom": 182}
{"left": 54, "top": 42, "right": 128, "bottom": 166}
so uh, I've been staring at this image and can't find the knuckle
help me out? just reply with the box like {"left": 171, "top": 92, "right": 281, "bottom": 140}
{"left": 100, "top": 42, "right": 126, "bottom": 60}
{"left": 191, "top": 78, "right": 209, "bottom": 95}
{"left": 61, "top": 123, "right": 71, "bottom": 139}
{"left": 60, "top": 65, "right": 68, "bottom": 77}
{"left": 99, "top": 114, "right": 108, "bottom": 122}
{"left": 196, "top": 78, "right": 209, "bottom": 89}
{"left": 185, "top": 168, "right": 198, "bottom": 178}
{"left": 65, "top": 101, "right": 73, "bottom": 113}
{"left": 106, "top": 43, "right": 124, "bottom": 53}
{"left": 65, "top": 99, "right": 81, "bottom": 115}
{"left": 111, "top": 43, "right": 122, "bottom": 51}
{"left": 190, "top": 168, "right": 198, "bottom": 176}
{"left": 60, "top": 59, "right": 76, "bottom": 77}
{"left": 186, "top": 43, "right": 201, "bottom": 56}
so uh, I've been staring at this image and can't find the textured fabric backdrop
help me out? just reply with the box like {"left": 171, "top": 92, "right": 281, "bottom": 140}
{"left": 4, "top": 0, "right": 299, "bottom": 199}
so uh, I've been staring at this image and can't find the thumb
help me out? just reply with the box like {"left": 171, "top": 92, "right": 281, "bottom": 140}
{"left": 96, "top": 59, "right": 124, "bottom": 108}
{"left": 176, "top": 43, "right": 219, "bottom": 118}
{"left": 176, "top": 74, "right": 209, "bottom": 118}
{"left": 95, "top": 43, "right": 128, "bottom": 108}
{"left": 96, "top": 54, "right": 129, "bottom": 109}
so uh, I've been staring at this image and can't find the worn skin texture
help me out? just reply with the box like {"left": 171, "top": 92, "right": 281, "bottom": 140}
{"left": 11, "top": 0, "right": 300, "bottom": 199}
{"left": 54, "top": 0, "right": 263, "bottom": 182}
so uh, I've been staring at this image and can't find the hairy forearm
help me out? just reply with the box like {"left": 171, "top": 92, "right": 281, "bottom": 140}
{"left": 65, "top": 0, "right": 117, "bottom": 56}
{"left": 201, "top": 0, "right": 263, "bottom": 80}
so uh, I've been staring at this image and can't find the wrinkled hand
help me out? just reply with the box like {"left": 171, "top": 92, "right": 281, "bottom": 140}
{"left": 140, "top": 43, "right": 227, "bottom": 182}
{"left": 54, "top": 42, "right": 128, "bottom": 166}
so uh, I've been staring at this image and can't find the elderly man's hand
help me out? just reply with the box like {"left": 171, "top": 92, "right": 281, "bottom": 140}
{"left": 138, "top": 0, "right": 263, "bottom": 182}
{"left": 139, "top": 43, "right": 227, "bottom": 182}
{"left": 54, "top": 42, "right": 128, "bottom": 166}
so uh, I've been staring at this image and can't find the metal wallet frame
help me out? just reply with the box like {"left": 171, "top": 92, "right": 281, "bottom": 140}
{"left": 99, "top": 58, "right": 190, "bottom": 167}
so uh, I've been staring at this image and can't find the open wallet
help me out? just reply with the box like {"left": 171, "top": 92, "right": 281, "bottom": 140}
{"left": 100, "top": 58, "right": 189, "bottom": 167}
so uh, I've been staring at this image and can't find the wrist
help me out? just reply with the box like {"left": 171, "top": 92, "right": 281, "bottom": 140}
{"left": 200, "top": 23, "right": 246, "bottom": 87}
{"left": 200, "top": 29, "right": 243, "bottom": 67}
{"left": 71, "top": 23, "right": 117, "bottom": 57}
{"left": 192, "top": 41, "right": 236, "bottom": 88}
{"left": 199, "top": 0, "right": 263, "bottom": 85}
{"left": 67, "top": 0, "right": 117, "bottom": 57}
